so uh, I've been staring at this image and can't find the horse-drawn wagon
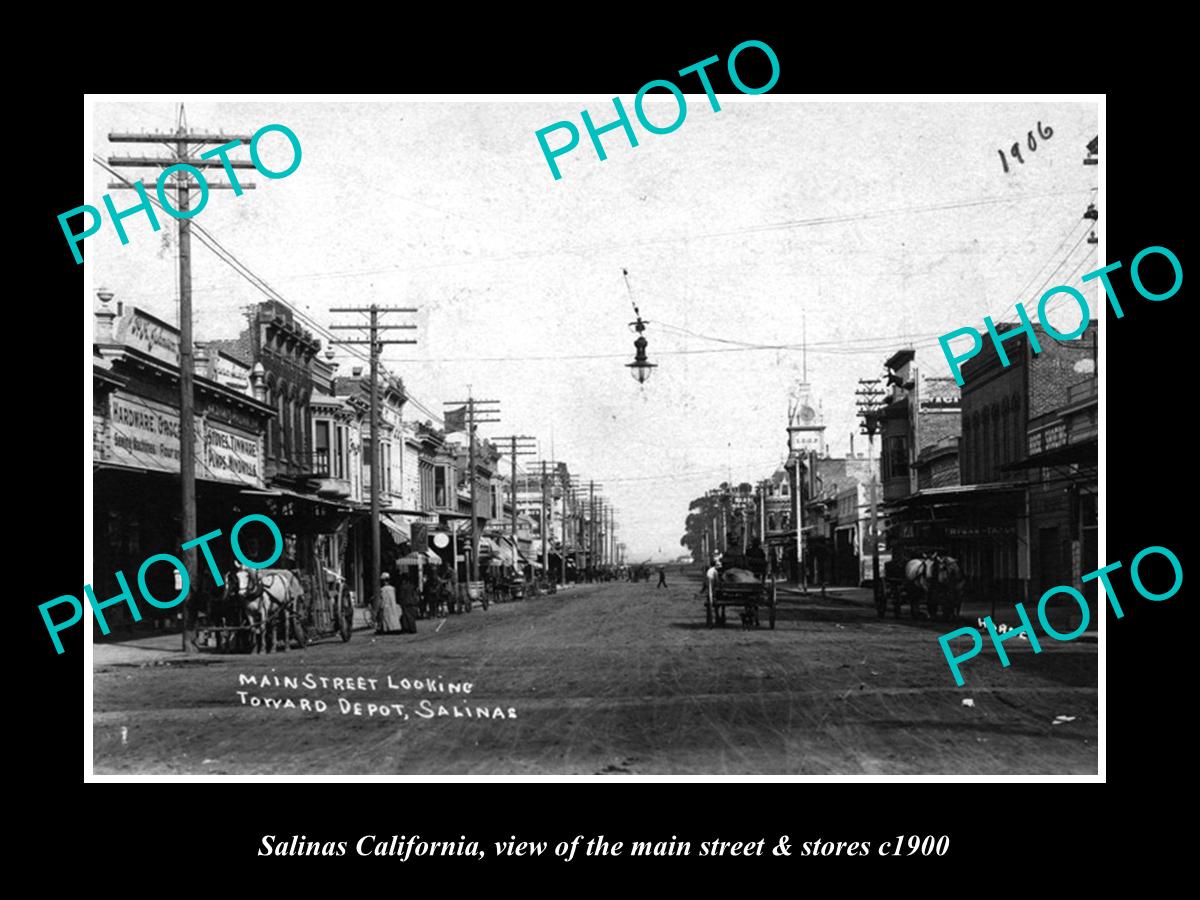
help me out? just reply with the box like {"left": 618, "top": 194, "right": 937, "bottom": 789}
{"left": 704, "top": 560, "right": 777, "bottom": 630}
{"left": 194, "top": 551, "right": 355, "bottom": 653}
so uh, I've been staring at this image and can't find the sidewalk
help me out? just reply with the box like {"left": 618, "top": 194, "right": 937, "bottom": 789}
{"left": 93, "top": 632, "right": 193, "bottom": 667}
{"left": 775, "top": 583, "right": 1098, "bottom": 643}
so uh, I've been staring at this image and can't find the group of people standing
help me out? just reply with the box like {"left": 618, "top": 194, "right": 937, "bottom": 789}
{"left": 373, "top": 567, "right": 454, "bottom": 636}
{"left": 373, "top": 572, "right": 417, "bottom": 635}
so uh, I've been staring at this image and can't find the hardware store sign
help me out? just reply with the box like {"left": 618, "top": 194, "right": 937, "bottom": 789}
{"left": 105, "top": 392, "right": 262, "bottom": 487}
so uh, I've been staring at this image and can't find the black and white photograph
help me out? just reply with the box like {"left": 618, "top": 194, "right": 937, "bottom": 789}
{"left": 83, "top": 95, "right": 1102, "bottom": 777}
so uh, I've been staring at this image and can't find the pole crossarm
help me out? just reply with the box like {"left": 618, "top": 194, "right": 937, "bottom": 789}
{"left": 109, "top": 132, "right": 255, "bottom": 143}
{"left": 108, "top": 181, "right": 254, "bottom": 191}
{"left": 330, "top": 307, "right": 419, "bottom": 313}
{"left": 107, "top": 156, "right": 258, "bottom": 169}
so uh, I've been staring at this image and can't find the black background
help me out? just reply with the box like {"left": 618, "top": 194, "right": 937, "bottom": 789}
{"left": 19, "top": 22, "right": 1186, "bottom": 886}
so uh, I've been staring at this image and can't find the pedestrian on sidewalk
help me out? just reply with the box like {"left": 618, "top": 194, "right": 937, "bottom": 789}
{"left": 375, "top": 572, "right": 402, "bottom": 635}
{"left": 399, "top": 572, "right": 420, "bottom": 634}
{"left": 656, "top": 565, "right": 668, "bottom": 589}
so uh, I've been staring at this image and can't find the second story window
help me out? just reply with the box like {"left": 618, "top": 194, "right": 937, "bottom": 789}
{"left": 884, "top": 435, "right": 909, "bottom": 479}
{"left": 434, "top": 465, "right": 447, "bottom": 508}
{"left": 314, "top": 420, "right": 331, "bottom": 475}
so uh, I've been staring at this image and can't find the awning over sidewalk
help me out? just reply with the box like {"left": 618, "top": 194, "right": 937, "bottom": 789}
{"left": 380, "top": 514, "right": 411, "bottom": 541}
{"left": 398, "top": 549, "right": 441, "bottom": 566}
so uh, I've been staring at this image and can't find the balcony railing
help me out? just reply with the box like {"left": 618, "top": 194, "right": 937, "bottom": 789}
{"left": 305, "top": 448, "right": 331, "bottom": 477}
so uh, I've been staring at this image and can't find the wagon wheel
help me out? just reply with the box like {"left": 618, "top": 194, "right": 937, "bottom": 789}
{"left": 232, "top": 624, "right": 254, "bottom": 654}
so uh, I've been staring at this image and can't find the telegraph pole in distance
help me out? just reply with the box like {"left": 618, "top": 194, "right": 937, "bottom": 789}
{"left": 558, "top": 467, "right": 571, "bottom": 585}
{"left": 536, "top": 459, "right": 563, "bottom": 585}
{"left": 609, "top": 505, "right": 616, "bottom": 568}
{"left": 541, "top": 460, "right": 550, "bottom": 581}
{"left": 108, "top": 106, "right": 258, "bottom": 653}
{"left": 493, "top": 435, "right": 536, "bottom": 542}
{"left": 330, "top": 305, "right": 419, "bottom": 614}
{"left": 569, "top": 485, "right": 589, "bottom": 583}
{"left": 587, "top": 481, "right": 605, "bottom": 581}
{"left": 444, "top": 396, "right": 500, "bottom": 585}
{"left": 857, "top": 377, "right": 886, "bottom": 606}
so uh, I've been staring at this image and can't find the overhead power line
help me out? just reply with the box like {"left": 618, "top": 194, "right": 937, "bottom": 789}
{"left": 178, "top": 186, "right": 1097, "bottom": 288}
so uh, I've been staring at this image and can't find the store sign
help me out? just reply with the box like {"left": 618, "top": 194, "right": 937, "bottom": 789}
{"left": 105, "top": 392, "right": 263, "bottom": 487}
{"left": 945, "top": 524, "right": 1015, "bottom": 537}
{"left": 115, "top": 310, "right": 181, "bottom": 366}
{"left": 412, "top": 523, "right": 429, "bottom": 552}
{"left": 206, "top": 351, "right": 251, "bottom": 393}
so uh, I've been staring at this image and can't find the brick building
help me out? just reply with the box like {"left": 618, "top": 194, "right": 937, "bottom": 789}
{"left": 880, "top": 320, "right": 1098, "bottom": 621}
{"left": 1004, "top": 321, "right": 1098, "bottom": 619}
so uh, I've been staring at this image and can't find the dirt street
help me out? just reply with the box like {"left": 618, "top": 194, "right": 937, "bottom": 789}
{"left": 93, "top": 573, "right": 1097, "bottom": 775}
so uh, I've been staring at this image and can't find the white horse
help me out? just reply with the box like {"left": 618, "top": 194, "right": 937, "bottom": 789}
{"left": 241, "top": 568, "right": 306, "bottom": 653}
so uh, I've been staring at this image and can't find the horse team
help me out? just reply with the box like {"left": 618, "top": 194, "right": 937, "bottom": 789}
{"left": 881, "top": 552, "right": 966, "bottom": 621}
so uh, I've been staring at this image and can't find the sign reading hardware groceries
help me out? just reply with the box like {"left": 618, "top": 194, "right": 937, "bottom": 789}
{"left": 105, "top": 392, "right": 262, "bottom": 486}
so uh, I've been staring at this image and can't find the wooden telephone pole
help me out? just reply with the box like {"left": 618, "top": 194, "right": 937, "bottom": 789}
{"left": 443, "top": 396, "right": 500, "bottom": 584}
{"left": 330, "top": 306, "right": 418, "bottom": 612}
{"left": 493, "top": 435, "right": 536, "bottom": 542}
{"left": 857, "top": 378, "right": 886, "bottom": 605}
{"left": 107, "top": 105, "right": 257, "bottom": 652}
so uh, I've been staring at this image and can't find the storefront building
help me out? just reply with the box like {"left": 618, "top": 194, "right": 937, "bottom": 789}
{"left": 92, "top": 298, "right": 273, "bottom": 636}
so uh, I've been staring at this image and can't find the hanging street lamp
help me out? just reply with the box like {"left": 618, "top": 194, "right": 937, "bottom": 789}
{"left": 626, "top": 314, "right": 656, "bottom": 384}
{"left": 622, "top": 267, "right": 656, "bottom": 384}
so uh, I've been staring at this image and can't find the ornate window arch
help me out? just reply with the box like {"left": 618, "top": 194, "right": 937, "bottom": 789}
{"left": 1000, "top": 397, "right": 1011, "bottom": 465}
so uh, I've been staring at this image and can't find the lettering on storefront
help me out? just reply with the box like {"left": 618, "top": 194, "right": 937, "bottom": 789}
{"left": 207, "top": 351, "right": 251, "bottom": 392}
{"left": 105, "top": 392, "right": 263, "bottom": 487}
{"left": 945, "top": 525, "right": 1015, "bottom": 538}
{"left": 117, "top": 310, "right": 181, "bottom": 366}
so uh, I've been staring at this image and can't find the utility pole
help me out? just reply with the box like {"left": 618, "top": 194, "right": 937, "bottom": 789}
{"left": 589, "top": 481, "right": 597, "bottom": 581}
{"left": 742, "top": 491, "right": 749, "bottom": 554}
{"left": 540, "top": 460, "right": 551, "bottom": 581}
{"left": 559, "top": 468, "right": 570, "bottom": 584}
{"left": 601, "top": 502, "right": 610, "bottom": 568}
{"left": 759, "top": 480, "right": 769, "bottom": 572}
{"left": 108, "top": 106, "right": 258, "bottom": 653}
{"left": 443, "top": 396, "right": 500, "bottom": 584}
{"left": 857, "top": 377, "right": 886, "bottom": 605}
{"left": 330, "top": 305, "right": 419, "bottom": 613}
{"left": 609, "top": 506, "right": 615, "bottom": 568}
{"left": 794, "top": 453, "right": 806, "bottom": 592}
{"left": 494, "top": 435, "right": 535, "bottom": 542}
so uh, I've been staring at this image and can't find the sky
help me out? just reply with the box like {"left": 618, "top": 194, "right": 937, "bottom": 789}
{"left": 90, "top": 98, "right": 1098, "bottom": 561}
